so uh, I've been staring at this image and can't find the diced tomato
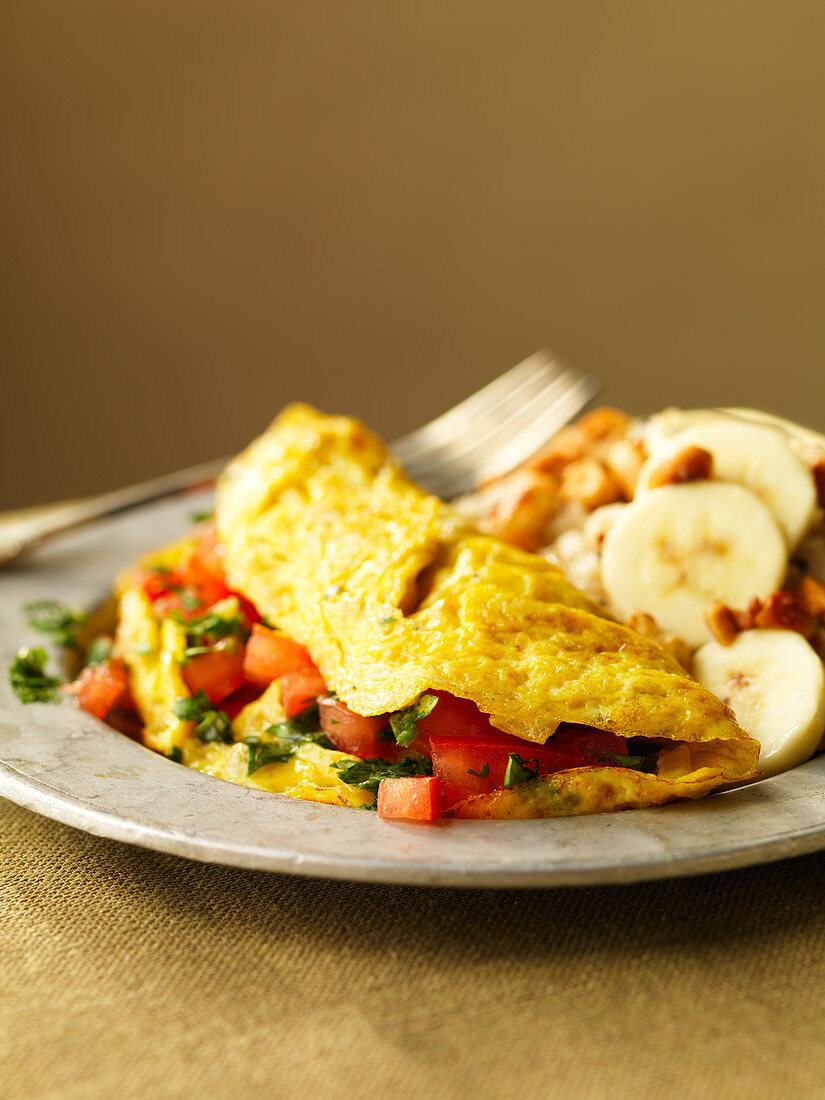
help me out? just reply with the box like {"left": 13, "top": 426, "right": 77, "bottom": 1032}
{"left": 378, "top": 776, "right": 441, "bottom": 821}
{"left": 221, "top": 683, "right": 265, "bottom": 721}
{"left": 152, "top": 590, "right": 206, "bottom": 620}
{"left": 416, "top": 690, "right": 496, "bottom": 740}
{"left": 430, "top": 732, "right": 584, "bottom": 802}
{"left": 279, "top": 668, "right": 327, "bottom": 718}
{"left": 64, "top": 659, "right": 129, "bottom": 720}
{"left": 190, "top": 528, "right": 224, "bottom": 575}
{"left": 178, "top": 533, "right": 231, "bottom": 608}
{"left": 181, "top": 643, "right": 246, "bottom": 704}
{"left": 319, "top": 695, "right": 391, "bottom": 758}
{"left": 236, "top": 595, "right": 262, "bottom": 627}
{"left": 551, "top": 724, "right": 629, "bottom": 764}
{"left": 134, "top": 568, "right": 182, "bottom": 602}
{"left": 242, "top": 624, "right": 315, "bottom": 685}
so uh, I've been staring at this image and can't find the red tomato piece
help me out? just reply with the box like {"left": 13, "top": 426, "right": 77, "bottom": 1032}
{"left": 221, "top": 683, "right": 264, "bottom": 721}
{"left": 134, "top": 568, "right": 182, "bottom": 602}
{"left": 242, "top": 624, "right": 315, "bottom": 685}
{"left": 319, "top": 695, "right": 390, "bottom": 758}
{"left": 378, "top": 777, "right": 441, "bottom": 821}
{"left": 280, "top": 668, "right": 327, "bottom": 718}
{"left": 551, "top": 724, "right": 629, "bottom": 764}
{"left": 189, "top": 528, "right": 224, "bottom": 575}
{"left": 181, "top": 644, "right": 246, "bottom": 704}
{"left": 430, "top": 733, "right": 583, "bottom": 801}
{"left": 416, "top": 690, "right": 496, "bottom": 739}
{"left": 236, "top": 595, "right": 262, "bottom": 627}
{"left": 179, "top": 534, "right": 231, "bottom": 608}
{"left": 65, "top": 660, "right": 129, "bottom": 720}
{"left": 151, "top": 591, "right": 206, "bottom": 620}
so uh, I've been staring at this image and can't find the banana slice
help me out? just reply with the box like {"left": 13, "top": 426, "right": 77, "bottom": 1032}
{"left": 582, "top": 502, "right": 627, "bottom": 551}
{"left": 637, "top": 419, "right": 818, "bottom": 548}
{"left": 600, "top": 482, "right": 787, "bottom": 646}
{"left": 693, "top": 629, "right": 825, "bottom": 777}
{"left": 642, "top": 407, "right": 725, "bottom": 454}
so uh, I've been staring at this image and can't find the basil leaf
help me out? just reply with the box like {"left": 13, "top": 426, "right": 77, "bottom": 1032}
{"left": 245, "top": 740, "right": 294, "bottom": 774}
{"left": 595, "top": 750, "right": 650, "bottom": 771}
{"left": 8, "top": 647, "right": 61, "bottom": 704}
{"left": 332, "top": 755, "right": 433, "bottom": 791}
{"left": 24, "top": 600, "right": 86, "bottom": 650}
{"left": 244, "top": 712, "right": 332, "bottom": 776}
{"left": 172, "top": 691, "right": 233, "bottom": 744}
{"left": 84, "top": 636, "right": 113, "bottom": 667}
{"left": 503, "top": 753, "right": 540, "bottom": 788}
{"left": 389, "top": 692, "right": 438, "bottom": 748}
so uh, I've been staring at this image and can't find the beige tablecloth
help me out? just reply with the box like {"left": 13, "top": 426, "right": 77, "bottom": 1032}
{"left": 3, "top": 795, "right": 825, "bottom": 1098}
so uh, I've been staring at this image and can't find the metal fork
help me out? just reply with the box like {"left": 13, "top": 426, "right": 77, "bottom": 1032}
{"left": 0, "top": 351, "right": 598, "bottom": 566}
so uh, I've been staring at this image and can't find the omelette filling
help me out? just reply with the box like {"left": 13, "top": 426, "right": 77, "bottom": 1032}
{"left": 65, "top": 403, "right": 759, "bottom": 821}
{"left": 69, "top": 525, "right": 736, "bottom": 820}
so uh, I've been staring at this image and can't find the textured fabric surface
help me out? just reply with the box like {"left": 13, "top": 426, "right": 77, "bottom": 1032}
{"left": 3, "top": 796, "right": 825, "bottom": 1099}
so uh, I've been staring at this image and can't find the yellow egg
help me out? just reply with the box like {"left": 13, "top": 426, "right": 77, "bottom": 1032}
{"left": 215, "top": 404, "right": 758, "bottom": 801}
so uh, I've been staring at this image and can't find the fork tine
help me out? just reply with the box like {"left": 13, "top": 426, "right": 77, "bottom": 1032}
{"left": 405, "top": 365, "right": 585, "bottom": 479}
{"left": 472, "top": 373, "right": 600, "bottom": 485}
{"left": 391, "top": 351, "right": 562, "bottom": 468}
{"left": 397, "top": 352, "right": 598, "bottom": 498}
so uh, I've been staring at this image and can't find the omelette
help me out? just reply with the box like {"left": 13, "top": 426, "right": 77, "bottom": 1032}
{"left": 89, "top": 404, "right": 758, "bottom": 820}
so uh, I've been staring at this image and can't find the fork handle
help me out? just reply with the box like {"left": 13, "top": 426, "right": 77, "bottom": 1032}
{"left": 0, "top": 457, "right": 227, "bottom": 566}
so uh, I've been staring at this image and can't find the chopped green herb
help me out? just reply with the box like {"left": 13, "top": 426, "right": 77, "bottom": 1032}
{"left": 8, "top": 647, "right": 61, "bottom": 704}
{"left": 24, "top": 599, "right": 86, "bottom": 649}
{"left": 245, "top": 741, "right": 293, "bottom": 774}
{"left": 332, "top": 755, "right": 433, "bottom": 791}
{"left": 84, "top": 636, "right": 113, "bottom": 667}
{"left": 174, "top": 608, "right": 249, "bottom": 650}
{"left": 503, "top": 753, "right": 540, "bottom": 788}
{"left": 378, "top": 615, "right": 398, "bottom": 626}
{"left": 375, "top": 725, "right": 394, "bottom": 743}
{"left": 595, "top": 750, "right": 650, "bottom": 771}
{"left": 132, "top": 641, "right": 153, "bottom": 656}
{"left": 180, "top": 590, "right": 202, "bottom": 611}
{"left": 172, "top": 691, "right": 233, "bottom": 744}
{"left": 244, "top": 712, "right": 332, "bottom": 775}
{"left": 468, "top": 762, "right": 491, "bottom": 779}
{"left": 389, "top": 692, "right": 438, "bottom": 748}
{"left": 189, "top": 508, "right": 214, "bottom": 524}
{"left": 182, "top": 645, "right": 213, "bottom": 661}
{"left": 166, "top": 745, "right": 183, "bottom": 763}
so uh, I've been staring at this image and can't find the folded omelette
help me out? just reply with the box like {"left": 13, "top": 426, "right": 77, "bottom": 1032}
{"left": 215, "top": 404, "right": 758, "bottom": 818}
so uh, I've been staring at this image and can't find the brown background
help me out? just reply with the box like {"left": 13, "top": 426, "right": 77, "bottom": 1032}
{"left": 3, "top": 1, "right": 825, "bottom": 510}
{"left": 4, "top": 7, "right": 825, "bottom": 1095}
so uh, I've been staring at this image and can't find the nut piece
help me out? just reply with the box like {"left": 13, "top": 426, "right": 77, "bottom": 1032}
{"left": 704, "top": 600, "right": 740, "bottom": 646}
{"left": 647, "top": 445, "right": 714, "bottom": 490}
{"left": 527, "top": 407, "right": 632, "bottom": 474}
{"left": 626, "top": 611, "right": 693, "bottom": 671}
{"left": 559, "top": 457, "right": 624, "bottom": 511}
{"left": 796, "top": 575, "right": 825, "bottom": 619}
{"left": 753, "top": 591, "right": 815, "bottom": 639}
{"left": 455, "top": 469, "right": 559, "bottom": 551}
{"left": 604, "top": 438, "right": 647, "bottom": 500}
{"left": 734, "top": 597, "right": 764, "bottom": 632}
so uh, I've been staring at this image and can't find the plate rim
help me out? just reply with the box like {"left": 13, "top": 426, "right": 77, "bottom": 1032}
{"left": 2, "top": 407, "right": 824, "bottom": 888}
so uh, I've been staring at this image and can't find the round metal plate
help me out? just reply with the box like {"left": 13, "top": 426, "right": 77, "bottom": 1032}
{"left": 2, "top": 412, "right": 825, "bottom": 887}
